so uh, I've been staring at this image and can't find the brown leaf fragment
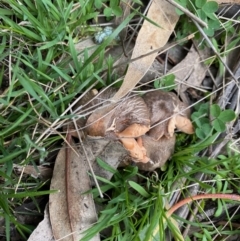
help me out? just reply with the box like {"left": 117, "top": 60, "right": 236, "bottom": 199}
{"left": 14, "top": 165, "right": 52, "bottom": 181}
{"left": 169, "top": 44, "right": 210, "bottom": 104}
{"left": 49, "top": 140, "right": 99, "bottom": 241}
{"left": 27, "top": 204, "right": 54, "bottom": 241}
{"left": 113, "top": 0, "right": 179, "bottom": 100}
{"left": 175, "top": 115, "right": 194, "bottom": 134}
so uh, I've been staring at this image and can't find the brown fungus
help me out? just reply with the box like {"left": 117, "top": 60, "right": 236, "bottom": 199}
{"left": 85, "top": 88, "right": 194, "bottom": 166}
{"left": 143, "top": 90, "right": 194, "bottom": 140}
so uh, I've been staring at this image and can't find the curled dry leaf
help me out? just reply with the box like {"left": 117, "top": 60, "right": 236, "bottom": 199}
{"left": 169, "top": 44, "right": 210, "bottom": 104}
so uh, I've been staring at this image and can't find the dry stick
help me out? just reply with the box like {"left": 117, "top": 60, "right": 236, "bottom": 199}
{"left": 152, "top": 194, "right": 240, "bottom": 239}
{"left": 70, "top": 109, "right": 103, "bottom": 198}
{"left": 65, "top": 133, "right": 75, "bottom": 241}
{"left": 166, "top": 193, "right": 240, "bottom": 217}
{"left": 193, "top": 19, "right": 240, "bottom": 87}
{"left": 166, "top": 0, "right": 207, "bottom": 28}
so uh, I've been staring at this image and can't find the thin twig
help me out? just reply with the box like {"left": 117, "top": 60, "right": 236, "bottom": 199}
{"left": 193, "top": 19, "right": 240, "bottom": 87}
{"left": 70, "top": 108, "right": 103, "bottom": 198}
{"left": 166, "top": 0, "right": 208, "bottom": 28}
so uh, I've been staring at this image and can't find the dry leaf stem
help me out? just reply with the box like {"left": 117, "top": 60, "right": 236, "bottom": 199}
{"left": 166, "top": 193, "right": 240, "bottom": 217}
{"left": 193, "top": 19, "right": 240, "bottom": 87}
{"left": 65, "top": 133, "right": 75, "bottom": 240}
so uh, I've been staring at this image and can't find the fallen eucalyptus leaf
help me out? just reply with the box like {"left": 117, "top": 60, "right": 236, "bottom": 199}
{"left": 49, "top": 138, "right": 99, "bottom": 241}
{"left": 169, "top": 44, "right": 210, "bottom": 104}
{"left": 27, "top": 204, "right": 54, "bottom": 241}
{"left": 113, "top": 0, "right": 179, "bottom": 100}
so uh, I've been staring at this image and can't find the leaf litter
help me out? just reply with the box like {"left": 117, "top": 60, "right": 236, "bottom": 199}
{"left": 29, "top": 0, "right": 240, "bottom": 240}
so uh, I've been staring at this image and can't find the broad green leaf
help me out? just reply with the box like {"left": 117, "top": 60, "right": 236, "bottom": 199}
{"left": 212, "top": 118, "right": 225, "bottom": 132}
{"left": 175, "top": 0, "right": 187, "bottom": 7}
{"left": 196, "top": 123, "right": 212, "bottom": 139}
{"left": 175, "top": 8, "right": 184, "bottom": 16}
{"left": 208, "top": 19, "right": 220, "bottom": 30}
{"left": 128, "top": 181, "right": 150, "bottom": 197}
{"left": 196, "top": 128, "right": 206, "bottom": 139}
{"left": 196, "top": 9, "right": 207, "bottom": 21}
{"left": 203, "top": 26, "right": 215, "bottom": 37}
{"left": 205, "top": 11, "right": 218, "bottom": 20}
{"left": 202, "top": 1, "right": 218, "bottom": 13}
{"left": 95, "top": 0, "right": 102, "bottom": 8}
{"left": 218, "top": 109, "right": 236, "bottom": 123}
{"left": 210, "top": 104, "right": 221, "bottom": 117}
{"left": 104, "top": 7, "right": 112, "bottom": 17}
{"left": 195, "top": 0, "right": 206, "bottom": 8}
{"left": 112, "top": 6, "right": 122, "bottom": 16}
{"left": 202, "top": 123, "right": 212, "bottom": 135}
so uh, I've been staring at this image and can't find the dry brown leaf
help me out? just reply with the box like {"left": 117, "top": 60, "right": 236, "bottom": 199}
{"left": 175, "top": 115, "right": 194, "bottom": 134}
{"left": 27, "top": 204, "right": 54, "bottom": 241}
{"left": 14, "top": 165, "right": 52, "bottom": 180}
{"left": 113, "top": 0, "right": 179, "bottom": 100}
{"left": 111, "top": 0, "right": 238, "bottom": 101}
{"left": 49, "top": 139, "right": 99, "bottom": 241}
{"left": 169, "top": 44, "right": 210, "bottom": 104}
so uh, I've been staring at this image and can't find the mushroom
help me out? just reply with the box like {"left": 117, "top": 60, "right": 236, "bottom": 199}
{"left": 143, "top": 90, "right": 194, "bottom": 140}
{"left": 86, "top": 89, "right": 151, "bottom": 162}
{"left": 84, "top": 88, "right": 194, "bottom": 167}
{"left": 130, "top": 90, "right": 194, "bottom": 170}
{"left": 85, "top": 87, "right": 118, "bottom": 136}
{"left": 135, "top": 134, "right": 176, "bottom": 171}
{"left": 105, "top": 95, "right": 151, "bottom": 162}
